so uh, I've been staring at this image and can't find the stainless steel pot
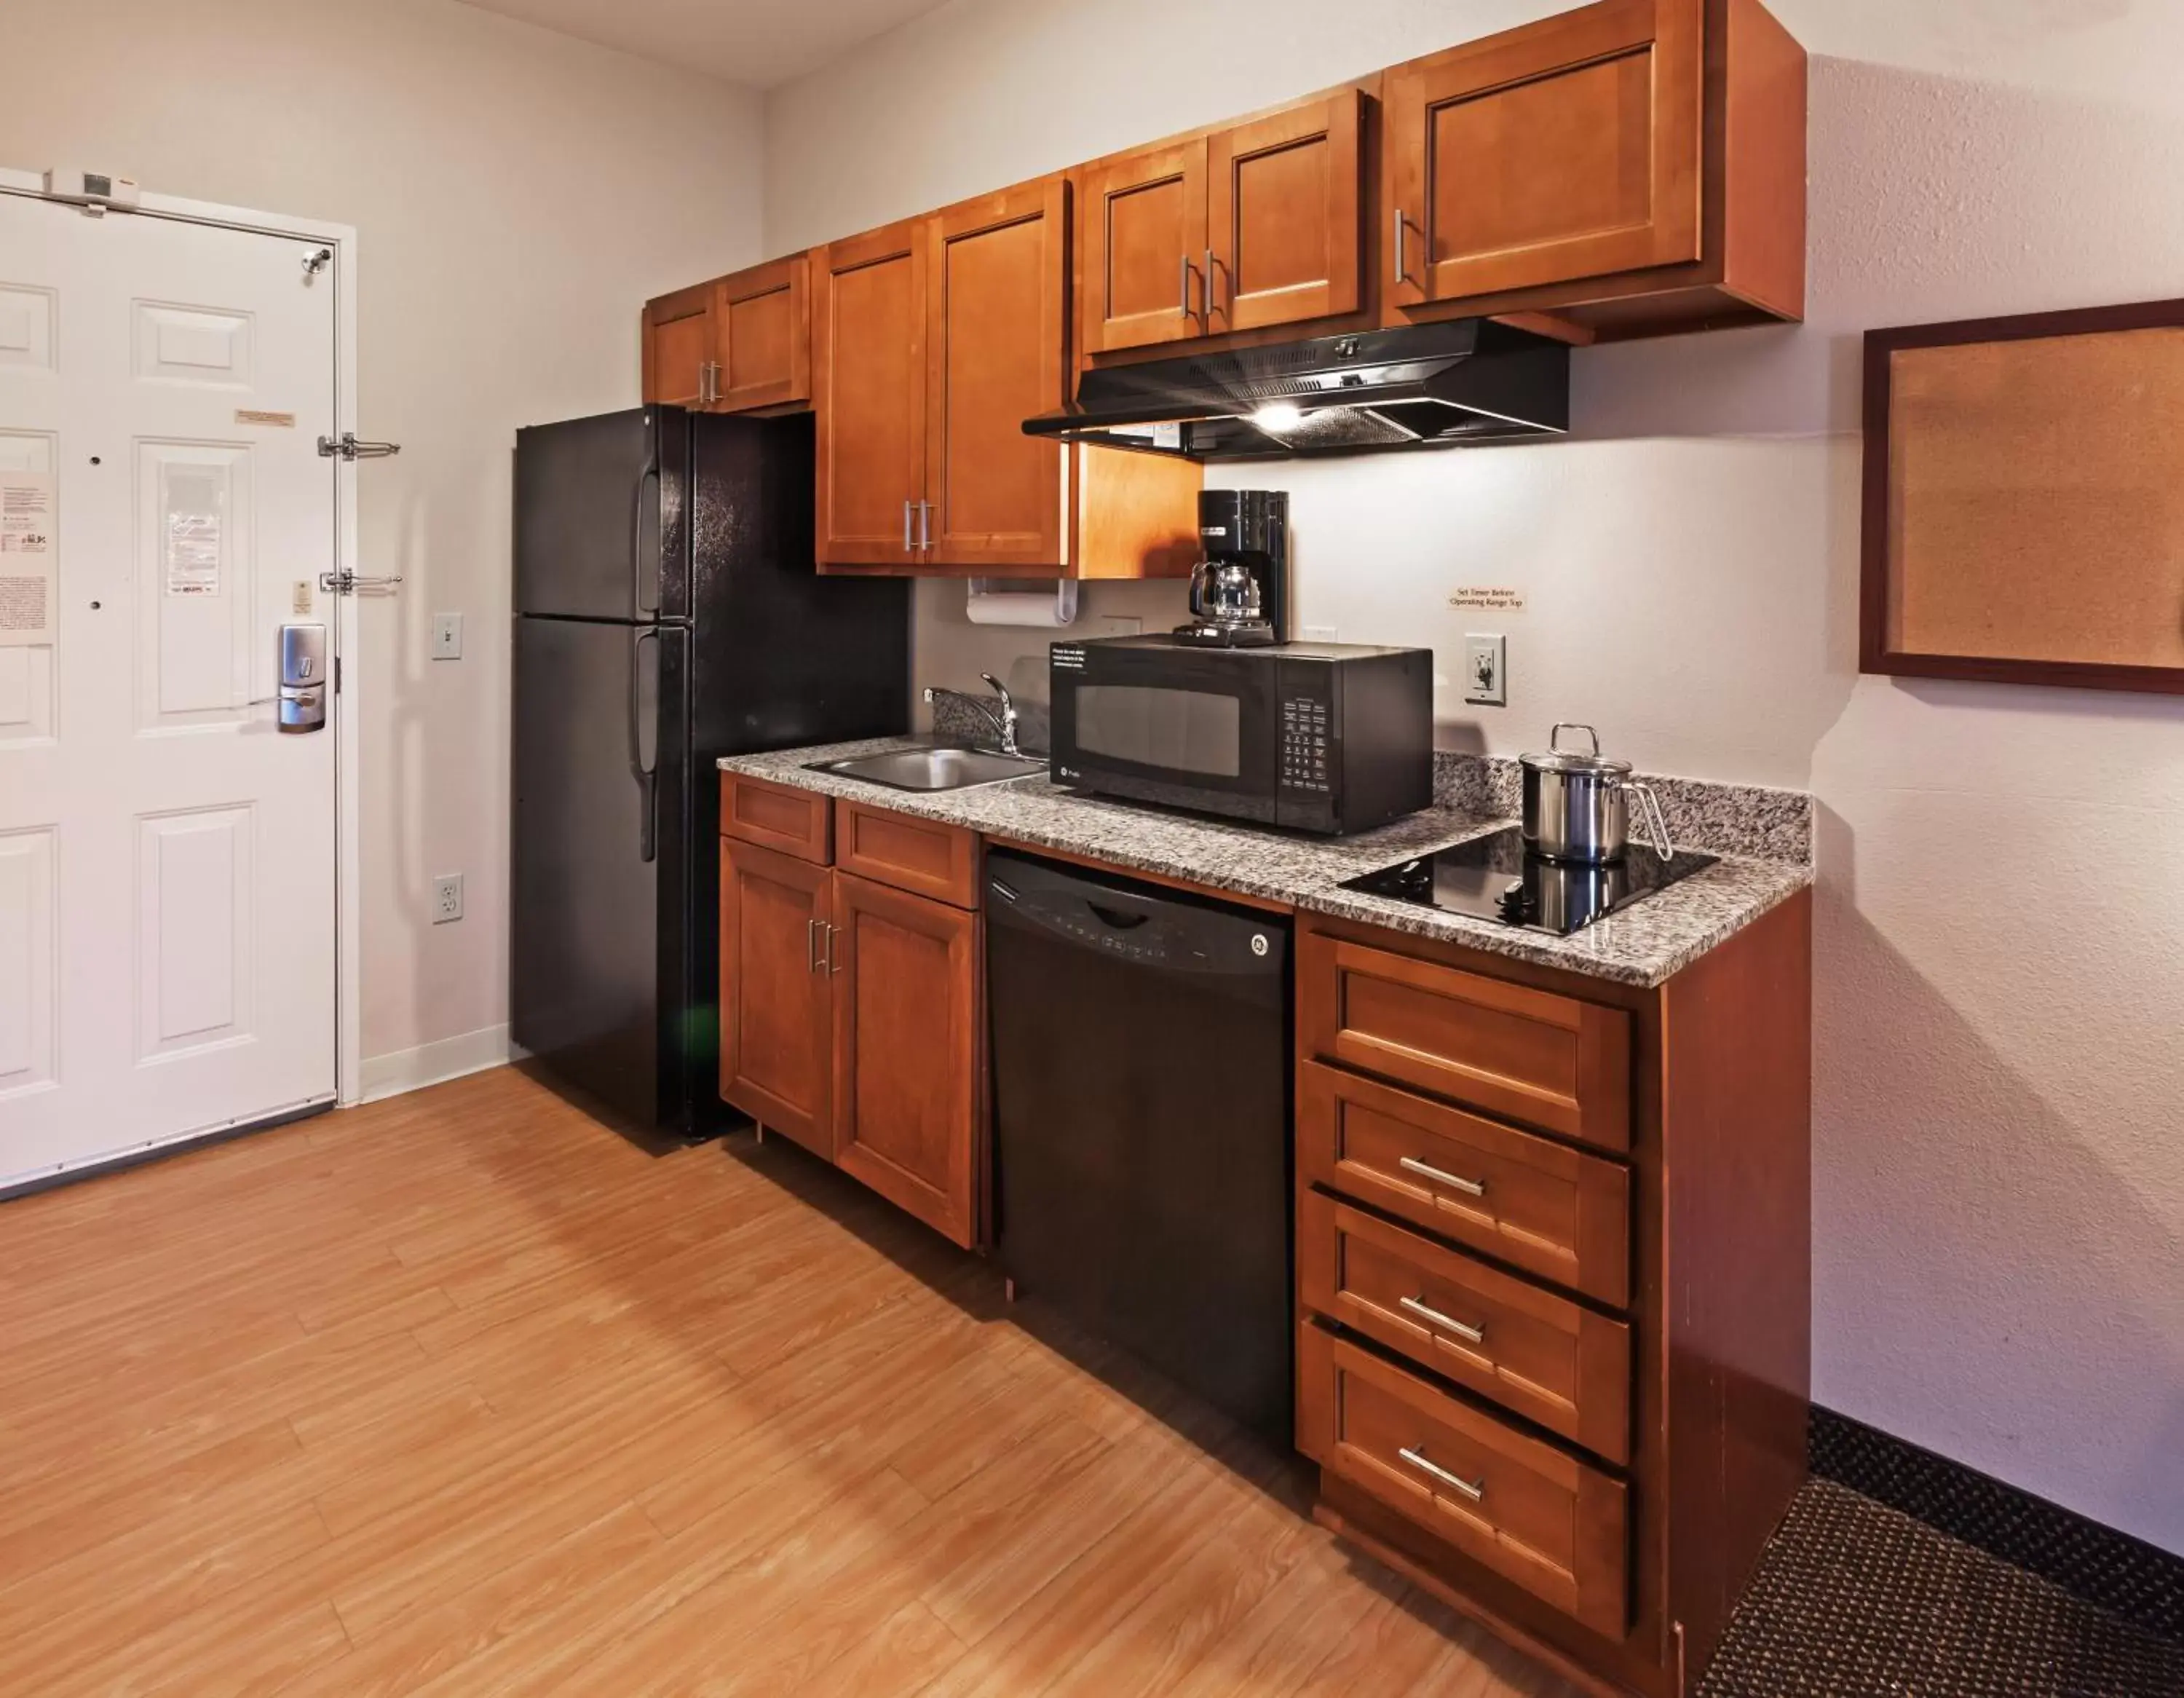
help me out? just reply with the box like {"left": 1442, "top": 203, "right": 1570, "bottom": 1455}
{"left": 1519, "top": 724, "right": 1674, "bottom": 865}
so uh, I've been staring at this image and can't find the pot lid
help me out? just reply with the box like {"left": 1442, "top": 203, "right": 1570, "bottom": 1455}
{"left": 1520, "top": 722, "right": 1631, "bottom": 775}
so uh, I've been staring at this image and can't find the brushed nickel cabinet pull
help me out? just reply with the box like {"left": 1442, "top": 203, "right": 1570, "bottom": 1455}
{"left": 903, "top": 499, "right": 915, "bottom": 550}
{"left": 1398, "top": 1155, "right": 1485, "bottom": 1197}
{"left": 1179, "top": 251, "right": 1192, "bottom": 317}
{"left": 1393, "top": 208, "right": 1409, "bottom": 286}
{"left": 826, "top": 924, "right": 844, "bottom": 975}
{"left": 1398, "top": 1446, "right": 1484, "bottom": 1502}
{"left": 1398, "top": 1295, "right": 1485, "bottom": 1345}
{"left": 807, "top": 917, "right": 825, "bottom": 973}
{"left": 919, "top": 499, "right": 933, "bottom": 551}
{"left": 1204, "top": 246, "right": 1219, "bottom": 321}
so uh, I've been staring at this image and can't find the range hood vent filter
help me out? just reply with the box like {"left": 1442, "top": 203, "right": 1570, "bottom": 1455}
{"left": 1023, "top": 319, "right": 1570, "bottom": 461}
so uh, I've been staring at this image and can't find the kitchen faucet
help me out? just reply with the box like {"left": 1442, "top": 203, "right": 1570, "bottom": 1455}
{"left": 923, "top": 674, "right": 1021, "bottom": 757}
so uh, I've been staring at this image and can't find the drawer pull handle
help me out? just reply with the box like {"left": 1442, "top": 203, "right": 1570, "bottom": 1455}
{"left": 1399, "top": 1447, "right": 1484, "bottom": 1503}
{"left": 1398, "top": 1156, "right": 1486, "bottom": 1198}
{"left": 1399, "top": 1295, "right": 1485, "bottom": 1345}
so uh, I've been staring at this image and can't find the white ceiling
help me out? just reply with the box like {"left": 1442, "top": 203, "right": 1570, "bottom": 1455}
{"left": 454, "top": 0, "right": 954, "bottom": 90}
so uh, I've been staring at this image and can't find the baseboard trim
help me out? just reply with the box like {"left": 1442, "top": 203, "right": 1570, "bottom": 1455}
{"left": 359, "top": 1024, "right": 510, "bottom": 1104}
{"left": 1811, "top": 1405, "right": 2184, "bottom": 1643}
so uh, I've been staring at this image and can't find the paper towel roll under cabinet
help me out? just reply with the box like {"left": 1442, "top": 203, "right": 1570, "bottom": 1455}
{"left": 965, "top": 580, "right": 1078, "bottom": 628}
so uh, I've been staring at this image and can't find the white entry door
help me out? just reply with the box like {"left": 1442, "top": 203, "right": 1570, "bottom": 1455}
{"left": 0, "top": 191, "right": 339, "bottom": 1188}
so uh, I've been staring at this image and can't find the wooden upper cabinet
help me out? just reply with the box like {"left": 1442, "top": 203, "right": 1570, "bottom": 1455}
{"left": 1386, "top": 0, "right": 1701, "bottom": 309}
{"left": 719, "top": 838, "right": 834, "bottom": 1158}
{"left": 925, "top": 179, "right": 1069, "bottom": 569}
{"left": 831, "top": 872, "right": 981, "bottom": 1249}
{"left": 1207, "top": 89, "right": 1364, "bottom": 334}
{"left": 713, "top": 254, "right": 811, "bottom": 412}
{"left": 1080, "top": 141, "right": 1209, "bottom": 354}
{"left": 813, "top": 218, "right": 930, "bottom": 566}
{"left": 642, "top": 281, "right": 716, "bottom": 408}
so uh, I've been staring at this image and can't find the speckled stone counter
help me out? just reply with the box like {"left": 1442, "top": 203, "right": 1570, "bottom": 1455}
{"left": 719, "top": 738, "right": 1813, "bottom": 989}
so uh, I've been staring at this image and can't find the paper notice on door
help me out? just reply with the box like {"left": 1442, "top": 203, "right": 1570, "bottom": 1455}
{"left": 0, "top": 470, "right": 55, "bottom": 646}
{"left": 164, "top": 464, "right": 225, "bottom": 597}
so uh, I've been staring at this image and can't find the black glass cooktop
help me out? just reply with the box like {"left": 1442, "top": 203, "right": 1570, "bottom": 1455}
{"left": 1340, "top": 825, "right": 1719, "bottom": 937}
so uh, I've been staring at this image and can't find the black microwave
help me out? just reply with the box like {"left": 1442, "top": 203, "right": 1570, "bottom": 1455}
{"left": 1048, "top": 637, "right": 1434, "bottom": 834}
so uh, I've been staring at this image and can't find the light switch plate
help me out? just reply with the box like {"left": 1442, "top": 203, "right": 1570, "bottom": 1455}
{"left": 432, "top": 612, "right": 463, "bottom": 661}
{"left": 432, "top": 874, "right": 464, "bottom": 924}
{"left": 1464, "top": 633, "right": 1507, "bottom": 706}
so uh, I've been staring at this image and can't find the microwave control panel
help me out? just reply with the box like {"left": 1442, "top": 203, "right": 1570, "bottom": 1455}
{"left": 1277, "top": 660, "right": 1340, "bottom": 831}
{"left": 1279, "top": 695, "right": 1332, "bottom": 793}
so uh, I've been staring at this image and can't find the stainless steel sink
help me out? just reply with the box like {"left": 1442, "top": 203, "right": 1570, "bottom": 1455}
{"left": 808, "top": 746, "right": 1046, "bottom": 791}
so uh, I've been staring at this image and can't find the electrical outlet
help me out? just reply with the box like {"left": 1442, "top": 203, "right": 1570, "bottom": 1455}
{"left": 1464, "top": 633, "right": 1507, "bottom": 706}
{"left": 432, "top": 874, "right": 464, "bottom": 924}
{"left": 1301, "top": 625, "right": 1339, "bottom": 642}
{"left": 1094, "top": 614, "right": 1142, "bottom": 637}
{"left": 432, "top": 613, "right": 463, "bottom": 661}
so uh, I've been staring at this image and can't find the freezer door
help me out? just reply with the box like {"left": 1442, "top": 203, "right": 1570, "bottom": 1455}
{"left": 512, "top": 615, "right": 692, "bottom": 1130}
{"left": 514, "top": 408, "right": 690, "bottom": 621}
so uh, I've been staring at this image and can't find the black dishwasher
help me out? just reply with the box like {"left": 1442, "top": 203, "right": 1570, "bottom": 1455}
{"left": 984, "top": 849, "right": 1292, "bottom": 1442}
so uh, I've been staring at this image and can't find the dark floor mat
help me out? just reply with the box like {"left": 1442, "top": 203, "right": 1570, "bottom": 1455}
{"left": 1701, "top": 1480, "right": 2184, "bottom": 1698}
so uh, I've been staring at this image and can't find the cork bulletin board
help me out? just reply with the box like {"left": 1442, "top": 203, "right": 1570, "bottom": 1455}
{"left": 1861, "top": 297, "right": 2184, "bottom": 695}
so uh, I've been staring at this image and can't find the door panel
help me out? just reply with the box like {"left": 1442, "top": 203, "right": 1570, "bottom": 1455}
{"left": 715, "top": 256, "right": 810, "bottom": 413}
{"left": 814, "top": 221, "right": 926, "bottom": 566}
{"left": 1208, "top": 90, "right": 1364, "bottom": 333}
{"left": 510, "top": 615, "right": 663, "bottom": 1127}
{"left": 644, "top": 280, "right": 715, "bottom": 408}
{"left": 0, "top": 196, "right": 336, "bottom": 1185}
{"left": 925, "top": 181, "right": 1069, "bottom": 569}
{"left": 832, "top": 872, "right": 978, "bottom": 1247}
{"left": 1080, "top": 142, "right": 1208, "bottom": 352}
{"left": 1386, "top": 0, "right": 1703, "bottom": 306}
{"left": 718, "top": 840, "right": 833, "bottom": 1156}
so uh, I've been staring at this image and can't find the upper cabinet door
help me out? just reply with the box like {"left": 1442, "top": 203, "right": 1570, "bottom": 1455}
{"left": 713, "top": 254, "right": 811, "bottom": 413}
{"left": 1080, "top": 141, "right": 1210, "bottom": 354}
{"left": 925, "top": 178, "right": 1069, "bottom": 571}
{"left": 814, "top": 219, "right": 928, "bottom": 567}
{"left": 1385, "top": 0, "right": 1703, "bottom": 308}
{"left": 1206, "top": 90, "right": 1364, "bottom": 335}
{"left": 642, "top": 280, "right": 716, "bottom": 408}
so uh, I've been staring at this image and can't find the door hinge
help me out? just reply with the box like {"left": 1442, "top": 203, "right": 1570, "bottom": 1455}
{"left": 318, "top": 571, "right": 403, "bottom": 597}
{"left": 318, "top": 433, "right": 401, "bottom": 461}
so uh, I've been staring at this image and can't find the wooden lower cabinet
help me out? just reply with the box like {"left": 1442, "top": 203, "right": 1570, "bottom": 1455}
{"left": 1297, "top": 896, "right": 1811, "bottom": 1698}
{"left": 719, "top": 839, "right": 834, "bottom": 1158}
{"left": 830, "top": 872, "right": 981, "bottom": 1249}
{"left": 718, "top": 797, "right": 983, "bottom": 1250}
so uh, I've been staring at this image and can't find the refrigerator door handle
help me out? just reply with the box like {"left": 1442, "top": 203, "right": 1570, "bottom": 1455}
{"left": 633, "top": 457, "right": 662, "bottom": 618}
{"left": 630, "top": 627, "right": 660, "bottom": 863}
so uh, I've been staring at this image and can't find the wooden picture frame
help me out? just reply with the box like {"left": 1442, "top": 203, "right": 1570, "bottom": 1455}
{"left": 1860, "top": 297, "right": 2184, "bottom": 695}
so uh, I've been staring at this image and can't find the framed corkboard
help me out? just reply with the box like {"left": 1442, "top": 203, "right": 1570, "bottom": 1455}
{"left": 1861, "top": 298, "right": 2184, "bottom": 695}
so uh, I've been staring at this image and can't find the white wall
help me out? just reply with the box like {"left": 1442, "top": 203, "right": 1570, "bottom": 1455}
{"left": 0, "top": 0, "right": 767, "bottom": 1083}
{"left": 766, "top": 5, "right": 2184, "bottom": 1550}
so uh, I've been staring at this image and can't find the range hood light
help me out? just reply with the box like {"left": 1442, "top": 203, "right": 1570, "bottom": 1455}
{"left": 1250, "top": 401, "right": 1305, "bottom": 433}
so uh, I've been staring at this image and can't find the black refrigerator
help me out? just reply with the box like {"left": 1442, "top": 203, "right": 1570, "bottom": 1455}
{"left": 512, "top": 407, "right": 908, "bottom": 1137}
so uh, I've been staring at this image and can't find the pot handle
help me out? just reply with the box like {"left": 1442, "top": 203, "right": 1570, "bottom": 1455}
{"left": 1625, "top": 781, "right": 1674, "bottom": 861}
{"left": 1549, "top": 722, "right": 1601, "bottom": 757}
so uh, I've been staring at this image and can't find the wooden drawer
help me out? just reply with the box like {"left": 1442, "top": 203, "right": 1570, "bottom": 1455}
{"left": 721, "top": 771, "right": 831, "bottom": 864}
{"left": 1299, "top": 1190, "right": 1630, "bottom": 1463}
{"left": 1298, "top": 1060, "right": 1629, "bottom": 1308}
{"left": 1299, "top": 929, "right": 1631, "bottom": 1151}
{"left": 1298, "top": 1322, "right": 1627, "bottom": 1638}
{"left": 834, "top": 800, "right": 980, "bottom": 908}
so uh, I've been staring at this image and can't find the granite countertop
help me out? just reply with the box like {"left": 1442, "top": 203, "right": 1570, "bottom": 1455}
{"left": 719, "top": 738, "right": 1812, "bottom": 989}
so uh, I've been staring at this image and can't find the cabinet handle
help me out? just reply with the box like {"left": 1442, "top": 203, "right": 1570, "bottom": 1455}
{"left": 826, "top": 924, "right": 844, "bottom": 975}
{"left": 1203, "top": 247, "right": 1219, "bottom": 323}
{"left": 700, "top": 360, "right": 721, "bottom": 406}
{"left": 919, "top": 499, "right": 933, "bottom": 550}
{"left": 1398, "top": 1155, "right": 1485, "bottom": 1197}
{"left": 1398, "top": 1295, "right": 1485, "bottom": 1345}
{"left": 903, "top": 499, "right": 914, "bottom": 551}
{"left": 1179, "top": 252, "right": 1193, "bottom": 318}
{"left": 807, "top": 917, "right": 825, "bottom": 974}
{"left": 1399, "top": 1447, "right": 1484, "bottom": 1503}
{"left": 1393, "top": 208, "right": 1409, "bottom": 287}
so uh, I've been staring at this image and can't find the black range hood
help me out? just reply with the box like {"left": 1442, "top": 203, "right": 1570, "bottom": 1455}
{"left": 1023, "top": 319, "right": 1569, "bottom": 460}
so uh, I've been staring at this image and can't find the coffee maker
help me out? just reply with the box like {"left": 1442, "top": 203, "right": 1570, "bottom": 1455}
{"left": 1175, "top": 489, "right": 1287, "bottom": 647}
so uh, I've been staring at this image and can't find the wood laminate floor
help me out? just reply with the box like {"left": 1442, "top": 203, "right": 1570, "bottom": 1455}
{"left": 0, "top": 1065, "right": 1578, "bottom": 1697}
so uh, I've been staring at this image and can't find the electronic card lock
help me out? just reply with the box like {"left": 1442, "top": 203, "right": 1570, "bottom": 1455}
{"left": 279, "top": 623, "right": 328, "bottom": 733}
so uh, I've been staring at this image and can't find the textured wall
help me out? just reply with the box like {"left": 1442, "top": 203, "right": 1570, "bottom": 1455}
{"left": 766, "top": 12, "right": 2184, "bottom": 1551}
{"left": 0, "top": 0, "right": 768, "bottom": 1081}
